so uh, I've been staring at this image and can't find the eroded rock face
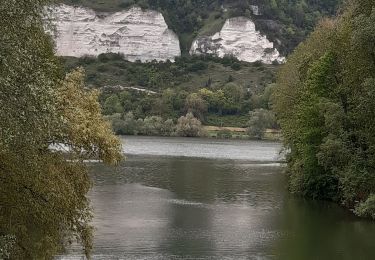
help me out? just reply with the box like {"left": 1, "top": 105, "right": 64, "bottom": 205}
{"left": 190, "top": 17, "right": 284, "bottom": 64}
{"left": 48, "top": 5, "right": 181, "bottom": 62}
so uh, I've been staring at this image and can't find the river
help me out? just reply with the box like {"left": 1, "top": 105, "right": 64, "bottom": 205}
{"left": 58, "top": 136, "right": 375, "bottom": 260}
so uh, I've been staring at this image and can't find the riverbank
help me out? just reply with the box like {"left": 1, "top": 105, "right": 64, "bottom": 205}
{"left": 203, "top": 126, "right": 282, "bottom": 141}
{"left": 114, "top": 126, "right": 282, "bottom": 141}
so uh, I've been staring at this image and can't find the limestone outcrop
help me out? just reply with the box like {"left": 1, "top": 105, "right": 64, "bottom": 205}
{"left": 190, "top": 17, "right": 284, "bottom": 64}
{"left": 48, "top": 5, "right": 181, "bottom": 62}
{"left": 49, "top": 5, "right": 284, "bottom": 64}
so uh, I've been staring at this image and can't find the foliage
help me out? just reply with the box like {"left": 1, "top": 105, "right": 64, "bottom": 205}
{"left": 184, "top": 93, "right": 207, "bottom": 120}
{"left": 109, "top": 113, "right": 203, "bottom": 137}
{"left": 247, "top": 109, "right": 277, "bottom": 139}
{"left": 0, "top": 0, "right": 122, "bottom": 258}
{"left": 273, "top": 0, "right": 375, "bottom": 215}
{"left": 176, "top": 113, "right": 203, "bottom": 137}
{"left": 355, "top": 194, "right": 375, "bottom": 220}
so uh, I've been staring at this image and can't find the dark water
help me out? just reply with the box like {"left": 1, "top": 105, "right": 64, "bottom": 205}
{"left": 59, "top": 136, "right": 375, "bottom": 260}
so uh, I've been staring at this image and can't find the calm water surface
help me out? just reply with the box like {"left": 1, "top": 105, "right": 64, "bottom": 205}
{"left": 59, "top": 136, "right": 375, "bottom": 260}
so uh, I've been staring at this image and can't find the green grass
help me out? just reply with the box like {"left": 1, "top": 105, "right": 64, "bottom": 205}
{"left": 205, "top": 114, "right": 249, "bottom": 128}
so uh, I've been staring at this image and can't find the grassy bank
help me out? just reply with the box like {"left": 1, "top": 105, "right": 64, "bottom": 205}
{"left": 204, "top": 126, "right": 282, "bottom": 141}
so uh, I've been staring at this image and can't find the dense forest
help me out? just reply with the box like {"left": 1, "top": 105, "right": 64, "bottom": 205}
{"left": 61, "top": 0, "right": 342, "bottom": 54}
{"left": 273, "top": 0, "right": 375, "bottom": 218}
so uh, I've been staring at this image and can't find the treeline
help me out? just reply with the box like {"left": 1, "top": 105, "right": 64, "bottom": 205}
{"left": 108, "top": 112, "right": 204, "bottom": 137}
{"left": 100, "top": 81, "right": 276, "bottom": 128}
{"left": 62, "top": 53, "right": 278, "bottom": 128}
{"left": 107, "top": 108, "right": 277, "bottom": 139}
{"left": 61, "top": 0, "right": 341, "bottom": 54}
{"left": 101, "top": 81, "right": 272, "bottom": 116}
{"left": 273, "top": 0, "right": 375, "bottom": 218}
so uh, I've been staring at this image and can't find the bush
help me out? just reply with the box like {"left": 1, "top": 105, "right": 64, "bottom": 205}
{"left": 230, "top": 62, "right": 241, "bottom": 71}
{"left": 118, "top": 0, "right": 135, "bottom": 8}
{"left": 189, "top": 61, "right": 208, "bottom": 72}
{"left": 78, "top": 55, "right": 96, "bottom": 65}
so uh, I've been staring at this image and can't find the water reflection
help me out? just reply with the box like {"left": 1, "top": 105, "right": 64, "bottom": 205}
{"left": 58, "top": 137, "right": 375, "bottom": 260}
{"left": 91, "top": 184, "right": 173, "bottom": 255}
{"left": 273, "top": 197, "right": 375, "bottom": 260}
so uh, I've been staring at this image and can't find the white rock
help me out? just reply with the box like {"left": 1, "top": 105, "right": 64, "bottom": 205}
{"left": 47, "top": 4, "right": 181, "bottom": 62}
{"left": 190, "top": 17, "right": 285, "bottom": 64}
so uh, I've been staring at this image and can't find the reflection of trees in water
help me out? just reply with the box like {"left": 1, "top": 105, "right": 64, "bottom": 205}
{"left": 91, "top": 156, "right": 284, "bottom": 205}
{"left": 272, "top": 197, "right": 375, "bottom": 260}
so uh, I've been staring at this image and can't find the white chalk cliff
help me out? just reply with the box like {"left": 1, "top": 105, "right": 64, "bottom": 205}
{"left": 48, "top": 5, "right": 181, "bottom": 62}
{"left": 190, "top": 17, "right": 284, "bottom": 64}
{"left": 49, "top": 5, "right": 284, "bottom": 64}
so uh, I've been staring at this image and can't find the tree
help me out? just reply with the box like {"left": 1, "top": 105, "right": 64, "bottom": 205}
{"left": 198, "top": 88, "right": 226, "bottom": 115}
{"left": 0, "top": 1, "right": 122, "bottom": 258}
{"left": 142, "top": 116, "right": 164, "bottom": 136}
{"left": 247, "top": 109, "right": 277, "bottom": 139}
{"left": 223, "top": 83, "right": 244, "bottom": 103}
{"left": 272, "top": 0, "right": 375, "bottom": 217}
{"left": 161, "top": 119, "right": 176, "bottom": 136}
{"left": 176, "top": 113, "right": 203, "bottom": 137}
{"left": 184, "top": 93, "right": 207, "bottom": 120}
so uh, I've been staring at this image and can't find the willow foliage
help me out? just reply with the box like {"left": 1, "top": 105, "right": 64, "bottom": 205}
{"left": 273, "top": 0, "right": 375, "bottom": 218}
{"left": 0, "top": 0, "right": 122, "bottom": 258}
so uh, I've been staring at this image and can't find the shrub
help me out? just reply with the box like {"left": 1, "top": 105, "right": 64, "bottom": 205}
{"left": 231, "top": 62, "right": 241, "bottom": 71}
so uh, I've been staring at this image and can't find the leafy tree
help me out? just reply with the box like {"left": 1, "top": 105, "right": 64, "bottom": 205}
{"left": 0, "top": 1, "right": 122, "bottom": 258}
{"left": 273, "top": 0, "right": 375, "bottom": 217}
{"left": 142, "top": 116, "right": 164, "bottom": 135}
{"left": 176, "top": 113, "right": 203, "bottom": 137}
{"left": 247, "top": 109, "right": 277, "bottom": 139}
{"left": 223, "top": 83, "right": 244, "bottom": 103}
{"left": 184, "top": 93, "right": 207, "bottom": 120}
{"left": 161, "top": 119, "right": 176, "bottom": 136}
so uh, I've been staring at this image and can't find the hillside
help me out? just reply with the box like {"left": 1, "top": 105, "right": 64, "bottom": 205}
{"left": 62, "top": 54, "right": 278, "bottom": 128}
{"left": 56, "top": 0, "right": 341, "bottom": 135}
{"left": 61, "top": 0, "right": 342, "bottom": 55}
